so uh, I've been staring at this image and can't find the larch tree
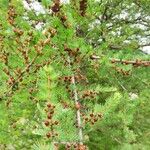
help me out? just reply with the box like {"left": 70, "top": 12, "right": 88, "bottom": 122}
{"left": 0, "top": 0, "right": 150, "bottom": 150}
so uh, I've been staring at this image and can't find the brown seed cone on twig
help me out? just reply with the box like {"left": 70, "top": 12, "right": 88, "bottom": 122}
{"left": 80, "top": 0, "right": 88, "bottom": 16}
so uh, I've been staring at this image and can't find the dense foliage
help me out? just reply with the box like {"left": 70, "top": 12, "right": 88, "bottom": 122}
{"left": 0, "top": 0, "right": 150, "bottom": 150}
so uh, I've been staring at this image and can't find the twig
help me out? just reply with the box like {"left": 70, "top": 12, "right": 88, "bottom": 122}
{"left": 2, "top": 55, "right": 38, "bottom": 98}
{"left": 90, "top": 55, "right": 150, "bottom": 66}
{"left": 53, "top": 141, "right": 78, "bottom": 144}
{"left": 68, "top": 57, "right": 83, "bottom": 144}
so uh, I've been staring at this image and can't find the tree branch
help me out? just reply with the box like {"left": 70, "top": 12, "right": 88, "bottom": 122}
{"left": 68, "top": 57, "right": 83, "bottom": 144}
{"left": 90, "top": 55, "right": 150, "bottom": 66}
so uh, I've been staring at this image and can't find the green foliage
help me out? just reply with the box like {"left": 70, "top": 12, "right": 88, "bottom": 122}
{"left": 0, "top": 0, "right": 149, "bottom": 149}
